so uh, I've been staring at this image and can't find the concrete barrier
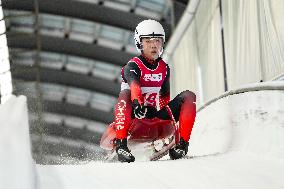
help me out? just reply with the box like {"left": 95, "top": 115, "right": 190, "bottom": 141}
{"left": 189, "top": 81, "right": 284, "bottom": 158}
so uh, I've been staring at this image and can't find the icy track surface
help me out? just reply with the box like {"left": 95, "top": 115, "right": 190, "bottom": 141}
{"left": 1, "top": 82, "right": 284, "bottom": 189}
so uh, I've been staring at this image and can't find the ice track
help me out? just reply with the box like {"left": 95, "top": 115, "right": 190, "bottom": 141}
{"left": 1, "top": 82, "right": 284, "bottom": 189}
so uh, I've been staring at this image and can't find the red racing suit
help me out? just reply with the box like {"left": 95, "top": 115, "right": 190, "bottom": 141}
{"left": 114, "top": 55, "right": 196, "bottom": 142}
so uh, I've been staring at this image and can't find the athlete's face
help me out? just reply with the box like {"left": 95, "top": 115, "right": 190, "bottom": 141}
{"left": 141, "top": 37, "right": 163, "bottom": 60}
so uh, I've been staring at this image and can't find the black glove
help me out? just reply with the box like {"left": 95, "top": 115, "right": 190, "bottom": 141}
{"left": 132, "top": 99, "right": 147, "bottom": 119}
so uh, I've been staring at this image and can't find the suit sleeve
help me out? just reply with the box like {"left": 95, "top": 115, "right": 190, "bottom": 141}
{"left": 123, "top": 62, "right": 143, "bottom": 104}
{"left": 159, "top": 65, "right": 170, "bottom": 109}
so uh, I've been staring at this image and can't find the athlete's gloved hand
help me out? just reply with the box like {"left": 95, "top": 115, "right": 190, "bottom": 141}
{"left": 132, "top": 99, "right": 147, "bottom": 119}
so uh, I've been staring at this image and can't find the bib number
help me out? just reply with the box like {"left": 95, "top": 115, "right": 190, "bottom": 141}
{"left": 143, "top": 93, "right": 158, "bottom": 106}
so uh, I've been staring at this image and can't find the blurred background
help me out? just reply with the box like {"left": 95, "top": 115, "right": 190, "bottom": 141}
{"left": 0, "top": 0, "right": 283, "bottom": 164}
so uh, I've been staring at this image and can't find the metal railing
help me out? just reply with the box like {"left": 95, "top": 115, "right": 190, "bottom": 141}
{"left": 197, "top": 81, "right": 284, "bottom": 112}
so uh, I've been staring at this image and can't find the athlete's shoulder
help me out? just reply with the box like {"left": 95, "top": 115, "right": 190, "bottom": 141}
{"left": 121, "top": 57, "right": 137, "bottom": 68}
{"left": 127, "top": 56, "right": 141, "bottom": 64}
{"left": 159, "top": 58, "right": 169, "bottom": 66}
{"left": 125, "top": 57, "right": 140, "bottom": 68}
{"left": 158, "top": 58, "right": 170, "bottom": 71}
{"left": 121, "top": 57, "right": 139, "bottom": 79}
{"left": 122, "top": 57, "right": 141, "bottom": 78}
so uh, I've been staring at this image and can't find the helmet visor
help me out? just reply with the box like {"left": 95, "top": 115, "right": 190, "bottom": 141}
{"left": 141, "top": 37, "right": 163, "bottom": 48}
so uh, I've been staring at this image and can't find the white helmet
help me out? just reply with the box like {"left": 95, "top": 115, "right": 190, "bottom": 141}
{"left": 134, "top": 19, "right": 165, "bottom": 55}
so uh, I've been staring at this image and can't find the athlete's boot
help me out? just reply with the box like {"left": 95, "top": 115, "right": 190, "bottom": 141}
{"left": 115, "top": 138, "right": 135, "bottom": 163}
{"left": 169, "top": 138, "right": 189, "bottom": 160}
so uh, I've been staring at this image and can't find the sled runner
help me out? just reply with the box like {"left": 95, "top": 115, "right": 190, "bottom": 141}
{"left": 100, "top": 118, "right": 179, "bottom": 161}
